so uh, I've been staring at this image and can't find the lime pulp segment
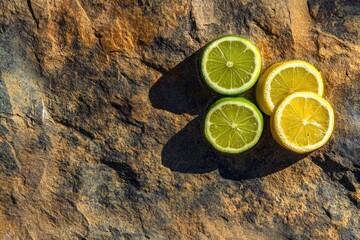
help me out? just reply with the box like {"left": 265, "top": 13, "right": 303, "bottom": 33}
{"left": 200, "top": 36, "right": 262, "bottom": 95}
{"left": 204, "top": 98, "right": 264, "bottom": 154}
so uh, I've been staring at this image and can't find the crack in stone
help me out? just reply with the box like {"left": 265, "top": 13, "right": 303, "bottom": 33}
{"left": 53, "top": 118, "right": 95, "bottom": 140}
{"left": 188, "top": 0, "right": 201, "bottom": 44}
{"left": 140, "top": 59, "right": 167, "bottom": 74}
{"left": 26, "top": 0, "right": 39, "bottom": 28}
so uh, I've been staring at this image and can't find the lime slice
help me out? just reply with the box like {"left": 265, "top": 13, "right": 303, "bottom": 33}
{"left": 204, "top": 97, "right": 264, "bottom": 154}
{"left": 256, "top": 60, "right": 324, "bottom": 115}
{"left": 271, "top": 92, "right": 334, "bottom": 154}
{"left": 199, "top": 35, "right": 262, "bottom": 95}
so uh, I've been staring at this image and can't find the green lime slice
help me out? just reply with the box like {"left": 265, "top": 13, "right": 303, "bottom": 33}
{"left": 204, "top": 97, "right": 264, "bottom": 154}
{"left": 199, "top": 35, "right": 262, "bottom": 95}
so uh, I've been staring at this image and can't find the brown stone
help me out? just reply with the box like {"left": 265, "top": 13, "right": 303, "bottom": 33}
{"left": 0, "top": 0, "right": 359, "bottom": 239}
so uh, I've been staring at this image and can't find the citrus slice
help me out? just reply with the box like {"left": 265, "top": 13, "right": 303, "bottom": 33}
{"left": 199, "top": 35, "right": 262, "bottom": 95}
{"left": 270, "top": 92, "right": 334, "bottom": 154}
{"left": 256, "top": 60, "right": 324, "bottom": 115}
{"left": 204, "top": 97, "right": 264, "bottom": 154}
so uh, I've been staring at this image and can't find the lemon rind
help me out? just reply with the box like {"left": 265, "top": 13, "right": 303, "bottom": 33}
{"left": 272, "top": 92, "right": 334, "bottom": 154}
{"left": 260, "top": 60, "right": 324, "bottom": 115}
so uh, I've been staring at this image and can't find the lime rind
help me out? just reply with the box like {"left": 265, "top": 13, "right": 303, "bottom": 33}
{"left": 199, "top": 35, "right": 262, "bottom": 95}
{"left": 204, "top": 97, "right": 264, "bottom": 154}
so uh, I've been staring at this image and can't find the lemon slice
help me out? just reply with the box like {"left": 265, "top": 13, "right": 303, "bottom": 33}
{"left": 199, "top": 35, "right": 262, "bottom": 95}
{"left": 204, "top": 97, "right": 263, "bottom": 154}
{"left": 256, "top": 60, "right": 324, "bottom": 115}
{"left": 270, "top": 92, "right": 334, "bottom": 154}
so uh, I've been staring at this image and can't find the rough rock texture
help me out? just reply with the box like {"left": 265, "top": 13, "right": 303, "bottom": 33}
{"left": 0, "top": 0, "right": 359, "bottom": 239}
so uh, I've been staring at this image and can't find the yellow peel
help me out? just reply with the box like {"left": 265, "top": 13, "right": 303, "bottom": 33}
{"left": 270, "top": 92, "right": 334, "bottom": 154}
{"left": 256, "top": 60, "right": 324, "bottom": 115}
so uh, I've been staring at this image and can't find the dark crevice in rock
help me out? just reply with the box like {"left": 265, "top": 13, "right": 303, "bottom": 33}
{"left": 306, "top": 0, "right": 316, "bottom": 20}
{"left": 101, "top": 160, "right": 141, "bottom": 189}
{"left": 312, "top": 153, "right": 353, "bottom": 173}
{"left": 354, "top": 170, "right": 360, "bottom": 183}
{"left": 323, "top": 207, "right": 332, "bottom": 219}
{"left": 0, "top": 123, "right": 9, "bottom": 136}
{"left": 220, "top": 215, "right": 229, "bottom": 222}
{"left": 348, "top": 193, "right": 360, "bottom": 208}
{"left": 10, "top": 193, "right": 17, "bottom": 205}
{"left": 338, "top": 175, "right": 356, "bottom": 192}
{"left": 110, "top": 101, "right": 144, "bottom": 130}
{"left": 100, "top": 151, "right": 140, "bottom": 189}
{"left": 122, "top": 117, "right": 144, "bottom": 130}
{"left": 137, "top": 0, "right": 144, "bottom": 7}
{"left": 108, "top": 226, "right": 125, "bottom": 239}
{"left": 252, "top": 18, "right": 277, "bottom": 37}
{"left": 40, "top": 207, "right": 58, "bottom": 224}
{"left": 154, "top": 36, "right": 188, "bottom": 57}
{"left": 26, "top": 0, "right": 39, "bottom": 28}
{"left": 54, "top": 118, "right": 95, "bottom": 140}
{"left": 242, "top": 15, "right": 250, "bottom": 32}
{"left": 76, "top": 127, "right": 94, "bottom": 140}
{"left": 0, "top": 23, "right": 8, "bottom": 34}
{"left": 94, "top": 31, "right": 104, "bottom": 51}
{"left": 312, "top": 154, "right": 358, "bottom": 199}
{"left": 0, "top": 141, "right": 20, "bottom": 175}
{"left": 33, "top": 48, "right": 44, "bottom": 76}
{"left": 188, "top": 0, "right": 200, "bottom": 44}
{"left": 109, "top": 101, "right": 130, "bottom": 116}
{"left": 141, "top": 59, "right": 167, "bottom": 74}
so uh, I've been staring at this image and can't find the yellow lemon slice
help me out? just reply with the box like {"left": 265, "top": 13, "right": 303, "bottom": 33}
{"left": 270, "top": 92, "right": 335, "bottom": 154}
{"left": 256, "top": 60, "right": 324, "bottom": 115}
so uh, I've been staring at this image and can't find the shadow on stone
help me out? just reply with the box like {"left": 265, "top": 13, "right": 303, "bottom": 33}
{"left": 149, "top": 49, "right": 214, "bottom": 115}
{"left": 161, "top": 117, "right": 218, "bottom": 173}
{"left": 161, "top": 116, "right": 305, "bottom": 178}
{"left": 216, "top": 117, "right": 306, "bottom": 180}
{"left": 150, "top": 51, "right": 305, "bottom": 179}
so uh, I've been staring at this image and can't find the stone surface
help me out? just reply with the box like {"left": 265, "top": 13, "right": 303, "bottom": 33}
{"left": 0, "top": 0, "right": 359, "bottom": 239}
